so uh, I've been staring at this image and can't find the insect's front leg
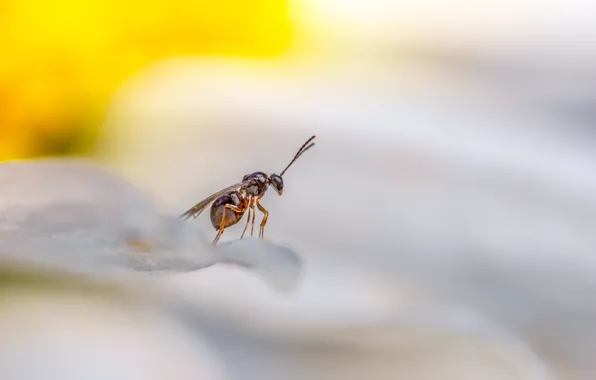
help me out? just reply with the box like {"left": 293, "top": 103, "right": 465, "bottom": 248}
{"left": 256, "top": 200, "right": 269, "bottom": 239}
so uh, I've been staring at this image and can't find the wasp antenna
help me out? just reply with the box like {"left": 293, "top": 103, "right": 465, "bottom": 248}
{"left": 280, "top": 135, "right": 316, "bottom": 177}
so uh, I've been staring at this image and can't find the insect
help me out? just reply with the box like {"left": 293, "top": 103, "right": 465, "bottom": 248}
{"left": 180, "top": 135, "right": 316, "bottom": 245}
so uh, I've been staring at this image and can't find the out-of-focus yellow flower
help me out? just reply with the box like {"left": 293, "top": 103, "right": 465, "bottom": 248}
{"left": 0, "top": 0, "right": 292, "bottom": 160}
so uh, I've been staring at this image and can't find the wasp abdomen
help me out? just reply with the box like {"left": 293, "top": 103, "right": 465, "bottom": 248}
{"left": 210, "top": 191, "right": 245, "bottom": 230}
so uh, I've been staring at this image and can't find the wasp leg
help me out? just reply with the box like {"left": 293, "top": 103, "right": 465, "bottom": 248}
{"left": 240, "top": 201, "right": 255, "bottom": 239}
{"left": 256, "top": 201, "right": 269, "bottom": 239}
{"left": 213, "top": 204, "right": 244, "bottom": 245}
{"left": 250, "top": 204, "right": 257, "bottom": 237}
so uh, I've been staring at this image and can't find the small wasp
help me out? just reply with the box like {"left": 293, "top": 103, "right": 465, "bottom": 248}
{"left": 180, "top": 135, "right": 316, "bottom": 245}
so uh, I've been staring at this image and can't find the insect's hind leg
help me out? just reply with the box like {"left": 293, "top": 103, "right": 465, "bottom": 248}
{"left": 213, "top": 204, "right": 244, "bottom": 245}
{"left": 256, "top": 201, "right": 269, "bottom": 239}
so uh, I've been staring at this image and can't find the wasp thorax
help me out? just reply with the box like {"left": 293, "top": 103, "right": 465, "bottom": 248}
{"left": 243, "top": 171, "right": 268, "bottom": 183}
{"left": 242, "top": 171, "right": 269, "bottom": 197}
{"left": 269, "top": 174, "right": 284, "bottom": 195}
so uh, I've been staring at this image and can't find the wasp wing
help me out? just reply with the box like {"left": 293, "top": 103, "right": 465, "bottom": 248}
{"left": 180, "top": 182, "right": 243, "bottom": 220}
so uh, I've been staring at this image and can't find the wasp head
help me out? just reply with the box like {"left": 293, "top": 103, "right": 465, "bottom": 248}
{"left": 269, "top": 174, "right": 284, "bottom": 195}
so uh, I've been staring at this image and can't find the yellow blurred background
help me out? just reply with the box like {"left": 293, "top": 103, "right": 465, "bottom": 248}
{"left": 0, "top": 0, "right": 293, "bottom": 160}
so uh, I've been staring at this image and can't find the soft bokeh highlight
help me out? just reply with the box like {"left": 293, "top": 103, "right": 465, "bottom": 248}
{"left": 0, "top": 0, "right": 292, "bottom": 159}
